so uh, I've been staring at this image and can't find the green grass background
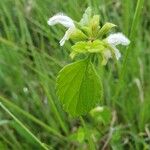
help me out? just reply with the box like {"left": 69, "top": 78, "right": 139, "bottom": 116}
{"left": 0, "top": 0, "right": 150, "bottom": 149}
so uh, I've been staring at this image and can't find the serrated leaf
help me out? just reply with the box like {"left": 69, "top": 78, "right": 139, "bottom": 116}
{"left": 56, "top": 58, "right": 102, "bottom": 117}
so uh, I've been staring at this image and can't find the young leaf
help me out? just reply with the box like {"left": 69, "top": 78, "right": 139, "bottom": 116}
{"left": 70, "top": 40, "right": 106, "bottom": 59}
{"left": 70, "top": 41, "right": 87, "bottom": 59}
{"left": 56, "top": 58, "right": 103, "bottom": 117}
{"left": 87, "top": 40, "right": 105, "bottom": 53}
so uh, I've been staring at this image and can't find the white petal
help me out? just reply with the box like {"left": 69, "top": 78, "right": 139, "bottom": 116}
{"left": 59, "top": 27, "right": 75, "bottom": 46}
{"left": 47, "top": 13, "right": 75, "bottom": 28}
{"left": 103, "top": 49, "right": 112, "bottom": 59}
{"left": 107, "top": 32, "right": 130, "bottom": 46}
{"left": 112, "top": 46, "right": 121, "bottom": 60}
{"left": 102, "top": 47, "right": 121, "bottom": 65}
{"left": 102, "top": 49, "right": 112, "bottom": 65}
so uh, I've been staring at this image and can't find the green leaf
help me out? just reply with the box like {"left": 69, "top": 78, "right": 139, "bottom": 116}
{"left": 87, "top": 40, "right": 105, "bottom": 53}
{"left": 70, "top": 40, "right": 106, "bottom": 59}
{"left": 56, "top": 58, "right": 103, "bottom": 117}
{"left": 70, "top": 41, "right": 88, "bottom": 59}
{"left": 98, "top": 22, "right": 116, "bottom": 38}
{"left": 71, "top": 41, "right": 87, "bottom": 53}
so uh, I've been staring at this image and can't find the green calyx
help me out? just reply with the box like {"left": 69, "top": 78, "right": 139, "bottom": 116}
{"left": 69, "top": 7, "right": 116, "bottom": 63}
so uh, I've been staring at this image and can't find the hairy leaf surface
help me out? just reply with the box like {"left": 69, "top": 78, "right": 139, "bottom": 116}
{"left": 56, "top": 58, "right": 102, "bottom": 117}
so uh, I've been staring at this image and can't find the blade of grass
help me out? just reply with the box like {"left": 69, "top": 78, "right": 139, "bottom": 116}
{"left": 42, "top": 84, "right": 68, "bottom": 135}
{"left": 0, "top": 134, "right": 15, "bottom": 149}
{"left": 0, "top": 102, "right": 49, "bottom": 150}
{"left": 0, "top": 95, "right": 65, "bottom": 140}
{"left": 3, "top": 126, "right": 23, "bottom": 150}
{"left": 0, "top": 37, "right": 63, "bottom": 68}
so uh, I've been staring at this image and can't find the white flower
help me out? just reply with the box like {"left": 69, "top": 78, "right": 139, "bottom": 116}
{"left": 59, "top": 27, "right": 75, "bottom": 46}
{"left": 104, "top": 33, "right": 130, "bottom": 61}
{"left": 47, "top": 13, "right": 75, "bottom": 46}
{"left": 107, "top": 33, "right": 130, "bottom": 46}
{"left": 102, "top": 49, "right": 112, "bottom": 65}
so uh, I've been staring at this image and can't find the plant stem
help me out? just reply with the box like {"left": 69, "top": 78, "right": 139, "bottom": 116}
{"left": 80, "top": 117, "right": 96, "bottom": 150}
{"left": 102, "top": 110, "right": 116, "bottom": 150}
{"left": 0, "top": 102, "right": 49, "bottom": 150}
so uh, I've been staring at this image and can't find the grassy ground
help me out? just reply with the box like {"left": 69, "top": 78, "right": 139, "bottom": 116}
{"left": 0, "top": 0, "right": 150, "bottom": 149}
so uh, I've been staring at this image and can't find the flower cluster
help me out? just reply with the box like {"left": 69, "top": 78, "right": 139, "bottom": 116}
{"left": 47, "top": 8, "right": 130, "bottom": 65}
